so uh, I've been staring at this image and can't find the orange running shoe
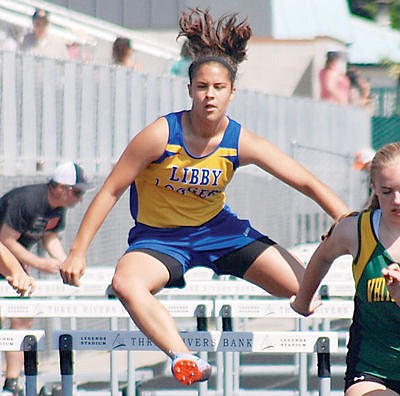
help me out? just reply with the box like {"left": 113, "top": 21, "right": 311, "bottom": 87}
{"left": 171, "top": 353, "right": 212, "bottom": 385}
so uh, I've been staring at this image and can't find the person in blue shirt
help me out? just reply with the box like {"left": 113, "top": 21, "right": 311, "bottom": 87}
{"left": 171, "top": 39, "right": 192, "bottom": 78}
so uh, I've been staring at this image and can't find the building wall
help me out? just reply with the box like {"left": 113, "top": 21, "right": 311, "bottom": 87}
{"left": 237, "top": 37, "right": 348, "bottom": 99}
{"left": 40, "top": 0, "right": 273, "bottom": 37}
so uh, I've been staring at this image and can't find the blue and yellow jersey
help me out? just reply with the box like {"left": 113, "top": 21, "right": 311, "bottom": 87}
{"left": 347, "top": 210, "right": 400, "bottom": 380}
{"left": 129, "top": 111, "right": 241, "bottom": 228}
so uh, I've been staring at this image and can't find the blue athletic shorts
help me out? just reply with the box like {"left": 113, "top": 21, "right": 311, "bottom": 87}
{"left": 125, "top": 208, "right": 276, "bottom": 288}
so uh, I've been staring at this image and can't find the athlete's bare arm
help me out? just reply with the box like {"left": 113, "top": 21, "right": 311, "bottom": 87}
{"left": 60, "top": 117, "right": 169, "bottom": 286}
{"left": 290, "top": 216, "right": 358, "bottom": 316}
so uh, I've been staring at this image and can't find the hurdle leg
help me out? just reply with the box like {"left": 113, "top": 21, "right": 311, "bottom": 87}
{"left": 317, "top": 337, "right": 331, "bottom": 396}
{"left": 110, "top": 316, "right": 119, "bottom": 396}
{"left": 59, "top": 334, "right": 74, "bottom": 396}
{"left": 298, "top": 318, "right": 308, "bottom": 396}
{"left": 216, "top": 351, "right": 224, "bottom": 394}
{"left": 127, "top": 319, "right": 136, "bottom": 396}
{"left": 195, "top": 304, "right": 208, "bottom": 396}
{"left": 221, "top": 305, "right": 233, "bottom": 396}
{"left": 23, "top": 335, "right": 38, "bottom": 396}
{"left": 213, "top": 306, "right": 224, "bottom": 395}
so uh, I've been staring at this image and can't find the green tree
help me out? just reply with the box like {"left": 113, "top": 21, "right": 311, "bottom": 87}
{"left": 348, "top": 0, "right": 400, "bottom": 31}
{"left": 391, "top": 0, "right": 400, "bottom": 30}
{"left": 347, "top": 0, "right": 377, "bottom": 20}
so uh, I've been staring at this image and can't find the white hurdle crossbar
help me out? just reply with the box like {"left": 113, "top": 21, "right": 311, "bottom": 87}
{"left": 214, "top": 299, "right": 354, "bottom": 319}
{"left": 0, "top": 330, "right": 45, "bottom": 396}
{"left": 52, "top": 330, "right": 338, "bottom": 396}
{"left": 0, "top": 278, "right": 356, "bottom": 299}
{"left": 0, "top": 298, "right": 213, "bottom": 319}
{"left": 0, "top": 280, "right": 110, "bottom": 298}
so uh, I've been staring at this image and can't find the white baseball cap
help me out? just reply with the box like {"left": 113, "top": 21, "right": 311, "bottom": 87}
{"left": 50, "top": 162, "right": 95, "bottom": 191}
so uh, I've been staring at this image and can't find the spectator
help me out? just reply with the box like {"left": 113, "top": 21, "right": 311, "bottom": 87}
{"left": 21, "top": 8, "right": 69, "bottom": 60}
{"left": 1, "top": 24, "right": 24, "bottom": 51}
{"left": 347, "top": 66, "right": 372, "bottom": 112}
{"left": 112, "top": 37, "right": 142, "bottom": 72}
{"left": 0, "top": 162, "right": 94, "bottom": 396}
{"left": 66, "top": 41, "right": 92, "bottom": 62}
{"left": 170, "top": 39, "right": 192, "bottom": 78}
{"left": 320, "top": 51, "right": 350, "bottom": 105}
{"left": 353, "top": 147, "right": 375, "bottom": 172}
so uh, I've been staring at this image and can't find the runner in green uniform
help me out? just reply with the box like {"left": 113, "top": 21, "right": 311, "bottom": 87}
{"left": 291, "top": 142, "right": 400, "bottom": 395}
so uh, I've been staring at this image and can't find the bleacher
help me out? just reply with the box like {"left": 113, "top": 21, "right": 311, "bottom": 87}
{"left": 0, "top": 0, "right": 179, "bottom": 72}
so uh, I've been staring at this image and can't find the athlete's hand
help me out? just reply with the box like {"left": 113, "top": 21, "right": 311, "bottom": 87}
{"left": 6, "top": 272, "right": 35, "bottom": 297}
{"left": 382, "top": 264, "right": 400, "bottom": 306}
{"left": 289, "top": 294, "right": 322, "bottom": 317}
{"left": 59, "top": 253, "right": 86, "bottom": 287}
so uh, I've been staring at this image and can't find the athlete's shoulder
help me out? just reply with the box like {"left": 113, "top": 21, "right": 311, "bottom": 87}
{"left": 164, "top": 111, "right": 185, "bottom": 122}
{"left": 124, "top": 116, "right": 171, "bottom": 165}
{"left": 326, "top": 213, "right": 359, "bottom": 258}
{"left": 333, "top": 214, "right": 359, "bottom": 237}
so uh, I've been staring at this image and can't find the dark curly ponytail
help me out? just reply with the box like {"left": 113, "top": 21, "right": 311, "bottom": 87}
{"left": 177, "top": 8, "right": 252, "bottom": 83}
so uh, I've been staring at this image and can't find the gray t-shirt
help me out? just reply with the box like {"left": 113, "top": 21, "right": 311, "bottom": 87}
{"left": 0, "top": 183, "right": 66, "bottom": 249}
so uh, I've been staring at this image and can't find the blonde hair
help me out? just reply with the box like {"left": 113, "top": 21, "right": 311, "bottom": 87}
{"left": 367, "top": 142, "right": 400, "bottom": 211}
{"left": 322, "top": 143, "right": 400, "bottom": 240}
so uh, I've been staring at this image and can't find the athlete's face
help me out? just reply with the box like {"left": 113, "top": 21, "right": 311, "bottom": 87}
{"left": 188, "top": 62, "right": 235, "bottom": 121}
{"left": 372, "top": 158, "right": 400, "bottom": 221}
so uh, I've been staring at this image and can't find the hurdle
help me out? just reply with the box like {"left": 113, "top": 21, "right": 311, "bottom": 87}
{"left": 0, "top": 330, "right": 45, "bottom": 396}
{"left": 51, "top": 329, "right": 338, "bottom": 396}
{"left": 0, "top": 298, "right": 343, "bottom": 396}
{"left": 0, "top": 268, "right": 353, "bottom": 395}
{"left": 0, "top": 298, "right": 213, "bottom": 396}
{"left": 214, "top": 299, "right": 352, "bottom": 396}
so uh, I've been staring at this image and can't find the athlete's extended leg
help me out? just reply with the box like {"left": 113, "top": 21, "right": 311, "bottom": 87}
{"left": 111, "top": 251, "right": 211, "bottom": 385}
{"left": 243, "top": 244, "right": 305, "bottom": 297}
{"left": 112, "top": 251, "right": 188, "bottom": 354}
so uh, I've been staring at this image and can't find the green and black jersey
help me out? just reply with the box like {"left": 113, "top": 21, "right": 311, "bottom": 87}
{"left": 346, "top": 210, "right": 400, "bottom": 380}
